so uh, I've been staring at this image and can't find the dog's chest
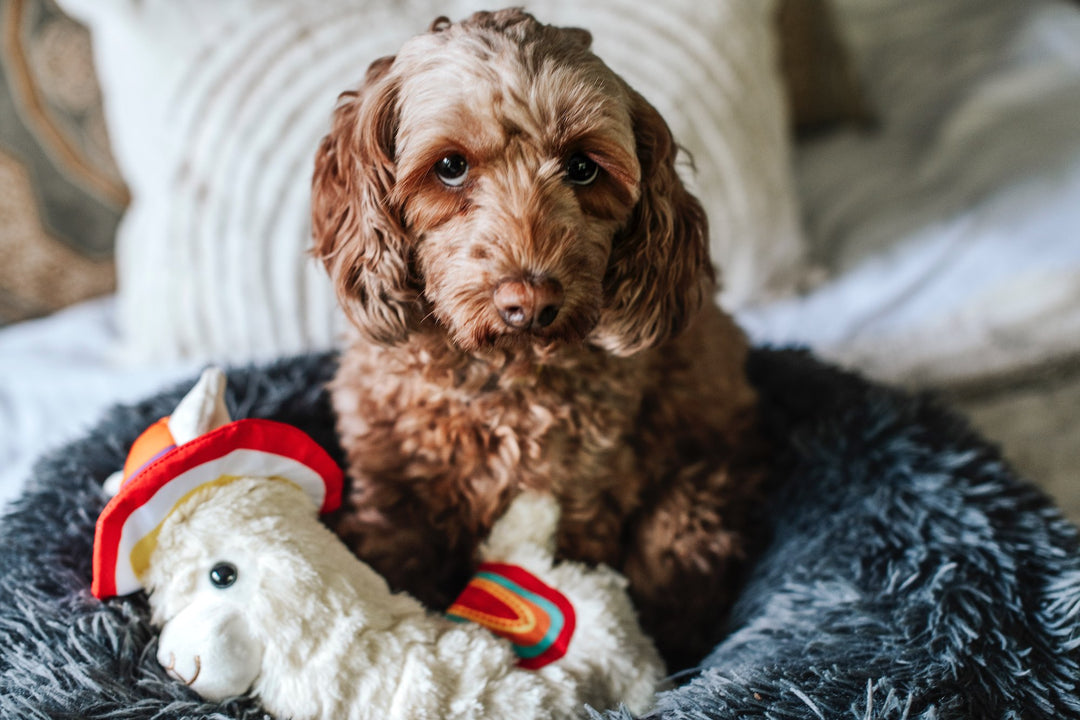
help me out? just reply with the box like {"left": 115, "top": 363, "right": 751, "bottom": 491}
{"left": 332, "top": 339, "right": 649, "bottom": 487}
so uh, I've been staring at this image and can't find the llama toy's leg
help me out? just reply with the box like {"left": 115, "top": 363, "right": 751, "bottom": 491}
{"left": 479, "top": 490, "right": 560, "bottom": 563}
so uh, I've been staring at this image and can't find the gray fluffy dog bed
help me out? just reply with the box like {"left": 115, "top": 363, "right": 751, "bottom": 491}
{"left": 1, "top": 349, "right": 1079, "bottom": 719}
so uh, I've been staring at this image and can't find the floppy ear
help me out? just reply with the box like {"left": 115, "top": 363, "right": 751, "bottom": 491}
{"left": 311, "top": 56, "right": 422, "bottom": 343}
{"left": 593, "top": 88, "right": 714, "bottom": 357}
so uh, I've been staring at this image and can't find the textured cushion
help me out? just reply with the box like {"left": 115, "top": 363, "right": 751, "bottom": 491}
{"left": 0, "top": 0, "right": 126, "bottom": 325}
{"left": 2, "top": 349, "right": 1079, "bottom": 718}
{"left": 58, "top": 0, "right": 805, "bottom": 363}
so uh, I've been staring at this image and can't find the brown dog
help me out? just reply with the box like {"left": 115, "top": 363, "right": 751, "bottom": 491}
{"left": 312, "top": 9, "right": 767, "bottom": 667}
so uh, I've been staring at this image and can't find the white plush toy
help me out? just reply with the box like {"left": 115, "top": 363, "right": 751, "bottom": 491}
{"left": 92, "top": 368, "right": 663, "bottom": 719}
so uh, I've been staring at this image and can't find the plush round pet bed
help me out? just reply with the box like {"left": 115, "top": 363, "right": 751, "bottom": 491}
{"left": 1, "top": 350, "right": 1078, "bottom": 719}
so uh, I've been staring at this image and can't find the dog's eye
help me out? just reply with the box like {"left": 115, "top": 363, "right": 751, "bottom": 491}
{"left": 565, "top": 153, "right": 599, "bottom": 186}
{"left": 434, "top": 154, "right": 469, "bottom": 186}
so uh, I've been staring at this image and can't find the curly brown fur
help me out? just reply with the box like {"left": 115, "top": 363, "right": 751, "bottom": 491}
{"left": 312, "top": 9, "right": 768, "bottom": 668}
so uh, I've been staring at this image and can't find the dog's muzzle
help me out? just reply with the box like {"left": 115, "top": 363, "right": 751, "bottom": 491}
{"left": 493, "top": 276, "right": 564, "bottom": 331}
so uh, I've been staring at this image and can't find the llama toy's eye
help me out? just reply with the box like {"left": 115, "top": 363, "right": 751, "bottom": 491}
{"left": 209, "top": 562, "right": 238, "bottom": 589}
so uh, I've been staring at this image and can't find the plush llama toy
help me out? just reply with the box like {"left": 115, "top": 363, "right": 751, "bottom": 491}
{"left": 92, "top": 368, "right": 664, "bottom": 719}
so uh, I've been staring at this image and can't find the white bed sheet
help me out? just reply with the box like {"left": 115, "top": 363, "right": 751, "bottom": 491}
{"left": 0, "top": 297, "right": 197, "bottom": 510}
{"left": 740, "top": 0, "right": 1080, "bottom": 386}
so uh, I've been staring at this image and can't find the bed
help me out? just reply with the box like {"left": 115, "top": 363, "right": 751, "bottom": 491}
{"left": 1, "top": 0, "right": 1079, "bottom": 717}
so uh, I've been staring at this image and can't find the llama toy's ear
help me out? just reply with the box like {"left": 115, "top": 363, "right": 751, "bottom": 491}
{"left": 169, "top": 367, "right": 232, "bottom": 445}
{"left": 102, "top": 367, "right": 232, "bottom": 496}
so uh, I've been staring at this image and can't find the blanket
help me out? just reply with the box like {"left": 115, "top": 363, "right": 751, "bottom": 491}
{"left": 1, "top": 350, "right": 1078, "bottom": 718}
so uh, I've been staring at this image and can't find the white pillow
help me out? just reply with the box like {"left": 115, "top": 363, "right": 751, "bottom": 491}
{"left": 60, "top": 0, "right": 803, "bottom": 363}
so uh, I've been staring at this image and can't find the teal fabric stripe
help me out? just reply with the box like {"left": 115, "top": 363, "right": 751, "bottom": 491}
{"left": 472, "top": 570, "right": 565, "bottom": 658}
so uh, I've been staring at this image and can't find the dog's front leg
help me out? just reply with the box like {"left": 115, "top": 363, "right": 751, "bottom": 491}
{"left": 328, "top": 482, "right": 480, "bottom": 609}
{"left": 620, "top": 460, "right": 767, "bottom": 670}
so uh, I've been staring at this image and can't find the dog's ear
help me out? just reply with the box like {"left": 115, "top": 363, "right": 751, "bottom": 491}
{"left": 593, "top": 89, "right": 714, "bottom": 357}
{"left": 557, "top": 26, "right": 592, "bottom": 50}
{"left": 311, "top": 55, "right": 422, "bottom": 344}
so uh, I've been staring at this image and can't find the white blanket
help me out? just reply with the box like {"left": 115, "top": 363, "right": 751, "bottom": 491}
{"left": 741, "top": 0, "right": 1080, "bottom": 386}
{"left": 0, "top": 298, "right": 196, "bottom": 509}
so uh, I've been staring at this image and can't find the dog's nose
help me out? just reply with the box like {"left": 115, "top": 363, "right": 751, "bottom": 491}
{"left": 493, "top": 276, "right": 564, "bottom": 330}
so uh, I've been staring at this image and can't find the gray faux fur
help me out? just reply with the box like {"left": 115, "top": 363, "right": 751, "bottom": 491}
{"left": 1, "top": 349, "right": 1079, "bottom": 719}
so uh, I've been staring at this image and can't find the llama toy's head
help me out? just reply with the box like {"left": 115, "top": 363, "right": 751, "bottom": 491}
{"left": 92, "top": 368, "right": 347, "bottom": 701}
{"left": 146, "top": 476, "right": 383, "bottom": 703}
{"left": 149, "top": 478, "right": 306, "bottom": 701}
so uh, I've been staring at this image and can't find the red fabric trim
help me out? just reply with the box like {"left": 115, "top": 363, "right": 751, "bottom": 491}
{"left": 455, "top": 562, "right": 576, "bottom": 669}
{"left": 452, "top": 582, "right": 520, "bottom": 621}
{"left": 482, "top": 563, "right": 576, "bottom": 669}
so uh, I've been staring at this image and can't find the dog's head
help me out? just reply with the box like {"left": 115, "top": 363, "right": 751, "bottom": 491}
{"left": 312, "top": 9, "right": 712, "bottom": 357}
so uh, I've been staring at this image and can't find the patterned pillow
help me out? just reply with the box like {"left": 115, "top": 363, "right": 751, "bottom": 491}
{"left": 59, "top": 0, "right": 806, "bottom": 363}
{"left": 0, "top": 0, "right": 126, "bottom": 325}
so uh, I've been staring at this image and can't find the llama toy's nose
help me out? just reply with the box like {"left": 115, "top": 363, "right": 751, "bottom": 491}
{"left": 493, "top": 276, "right": 564, "bottom": 330}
